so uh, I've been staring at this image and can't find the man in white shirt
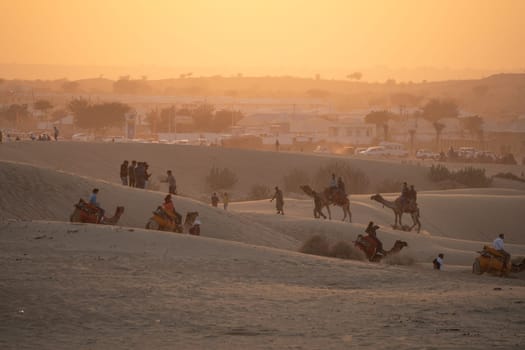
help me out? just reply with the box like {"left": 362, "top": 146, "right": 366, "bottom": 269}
{"left": 492, "top": 233, "right": 510, "bottom": 268}
{"left": 433, "top": 253, "right": 444, "bottom": 270}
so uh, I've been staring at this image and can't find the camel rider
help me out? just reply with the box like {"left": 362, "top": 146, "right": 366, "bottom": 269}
{"left": 492, "top": 233, "right": 510, "bottom": 269}
{"left": 163, "top": 194, "right": 182, "bottom": 225}
{"left": 406, "top": 185, "right": 417, "bottom": 210}
{"left": 409, "top": 185, "right": 417, "bottom": 202}
{"left": 337, "top": 176, "right": 346, "bottom": 197}
{"left": 400, "top": 182, "right": 409, "bottom": 208}
{"left": 329, "top": 173, "right": 337, "bottom": 200}
{"left": 365, "top": 221, "right": 384, "bottom": 255}
{"left": 89, "top": 188, "right": 105, "bottom": 222}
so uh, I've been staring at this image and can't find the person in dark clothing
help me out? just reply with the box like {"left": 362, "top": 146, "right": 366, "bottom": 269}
{"left": 408, "top": 185, "right": 417, "bottom": 202}
{"left": 128, "top": 160, "right": 137, "bottom": 187}
{"left": 144, "top": 163, "right": 152, "bottom": 188}
{"left": 337, "top": 176, "right": 346, "bottom": 196}
{"left": 365, "top": 221, "right": 384, "bottom": 255}
{"left": 135, "top": 162, "right": 146, "bottom": 189}
{"left": 120, "top": 160, "right": 129, "bottom": 185}
{"left": 312, "top": 190, "right": 326, "bottom": 219}
{"left": 167, "top": 170, "right": 177, "bottom": 195}
{"left": 211, "top": 192, "right": 219, "bottom": 207}
{"left": 270, "top": 186, "right": 284, "bottom": 215}
{"left": 400, "top": 182, "right": 409, "bottom": 208}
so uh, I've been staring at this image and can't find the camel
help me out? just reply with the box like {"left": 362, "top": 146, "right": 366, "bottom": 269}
{"left": 70, "top": 199, "right": 125, "bottom": 225}
{"left": 354, "top": 234, "right": 408, "bottom": 262}
{"left": 146, "top": 210, "right": 199, "bottom": 233}
{"left": 300, "top": 185, "right": 352, "bottom": 222}
{"left": 370, "top": 194, "right": 421, "bottom": 233}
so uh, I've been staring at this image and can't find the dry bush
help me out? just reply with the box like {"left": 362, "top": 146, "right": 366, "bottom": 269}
{"left": 283, "top": 168, "right": 310, "bottom": 194}
{"left": 248, "top": 184, "right": 271, "bottom": 200}
{"left": 299, "top": 235, "right": 331, "bottom": 257}
{"left": 383, "top": 253, "right": 415, "bottom": 266}
{"left": 330, "top": 241, "right": 366, "bottom": 261}
{"left": 375, "top": 179, "right": 404, "bottom": 193}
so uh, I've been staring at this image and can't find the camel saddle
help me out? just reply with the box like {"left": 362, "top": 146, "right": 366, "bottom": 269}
{"left": 480, "top": 245, "right": 505, "bottom": 259}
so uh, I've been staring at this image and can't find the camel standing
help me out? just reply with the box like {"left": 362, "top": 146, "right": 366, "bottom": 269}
{"left": 370, "top": 194, "right": 421, "bottom": 232}
{"left": 300, "top": 185, "right": 352, "bottom": 222}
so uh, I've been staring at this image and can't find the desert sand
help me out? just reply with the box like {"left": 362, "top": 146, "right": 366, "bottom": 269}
{"left": 1, "top": 141, "right": 525, "bottom": 349}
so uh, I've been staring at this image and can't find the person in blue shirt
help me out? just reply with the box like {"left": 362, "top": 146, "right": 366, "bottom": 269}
{"left": 89, "top": 188, "right": 105, "bottom": 222}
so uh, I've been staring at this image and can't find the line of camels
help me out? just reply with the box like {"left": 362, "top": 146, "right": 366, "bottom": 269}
{"left": 300, "top": 185, "right": 421, "bottom": 233}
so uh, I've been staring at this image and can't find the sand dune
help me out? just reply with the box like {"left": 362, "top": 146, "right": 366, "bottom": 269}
{"left": 1, "top": 141, "right": 525, "bottom": 349}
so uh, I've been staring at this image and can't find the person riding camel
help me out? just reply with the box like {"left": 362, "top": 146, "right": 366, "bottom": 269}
{"left": 400, "top": 182, "right": 410, "bottom": 209}
{"left": 492, "top": 233, "right": 510, "bottom": 270}
{"left": 365, "top": 221, "right": 384, "bottom": 255}
{"left": 89, "top": 188, "right": 105, "bottom": 223}
{"left": 337, "top": 176, "right": 346, "bottom": 197}
{"left": 328, "top": 173, "right": 338, "bottom": 201}
{"left": 405, "top": 184, "right": 417, "bottom": 210}
{"left": 162, "top": 194, "right": 182, "bottom": 225}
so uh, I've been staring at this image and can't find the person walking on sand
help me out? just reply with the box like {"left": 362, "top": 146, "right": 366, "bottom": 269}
{"left": 433, "top": 253, "right": 444, "bottom": 270}
{"left": 53, "top": 126, "right": 59, "bottom": 141}
{"left": 270, "top": 186, "right": 284, "bottom": 215}
{"left": 222, "top": 192, "right": 229, "bottom": 210}
{"left": 312, "top": 190, "right": 326, "bottom": 219}
{"left": 211, "top": 192, "right": 219, "bottom": 207}
{"left": 120, "top": 160, "right": 129, "bottom": 185}
{"left": 167, "top": 170, "right": 177, "bottom": 195}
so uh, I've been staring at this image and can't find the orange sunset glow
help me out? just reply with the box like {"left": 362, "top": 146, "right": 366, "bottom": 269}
{"left": 1, "top": 0, "right": 524, "bottom": 79}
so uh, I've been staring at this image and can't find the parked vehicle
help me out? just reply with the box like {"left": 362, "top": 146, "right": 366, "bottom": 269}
{"left": 457, "top": 147, "right": 477, "bottom": 159}
{"left": 416, "top": 149, "right": 440, "bottom": 160}
{"left": 313, "top": 145, "right": 330, "bottom": 154}
{"left": 354, "top": 147, "right": 368, "bottom": 155}
{"left": 71, "top": 133, "right": 94, "bottom": 141}
{"left": 359, "top": 146, "right": 388, "bottom": 156}
{"left": 379, "top": 142, "right": 409, "bottom": 157}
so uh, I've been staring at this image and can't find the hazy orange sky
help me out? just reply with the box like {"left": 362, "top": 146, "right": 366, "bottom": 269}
{"left": 1, "top": 0, "right": 524, "bottom": 80}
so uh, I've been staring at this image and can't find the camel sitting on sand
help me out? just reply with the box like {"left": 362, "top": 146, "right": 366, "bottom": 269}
{"left": 300, "top": 185, "right": 352, "bottom": 222}
{"left": 146, "top": 210, "right": 199, "bottom": 233}
{"left": 354, "top": 234, "right": 408, "bottom": 262}
{"left": 370, "top": 194, "right": 421, "bottom": 233}
{"left": 70, "top": 199, "right": 125, "bottom": 225}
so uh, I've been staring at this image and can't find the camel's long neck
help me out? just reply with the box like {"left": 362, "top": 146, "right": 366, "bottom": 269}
{"left": 374, "top": 197, "right": 396, "bottom": 209}
{"left": 105, "top": 210, "right": 122, "bottom": 224}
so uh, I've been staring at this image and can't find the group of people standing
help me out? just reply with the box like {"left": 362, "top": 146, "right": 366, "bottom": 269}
{"left": 120, "top": 160, "right": 151, "bottom": 189}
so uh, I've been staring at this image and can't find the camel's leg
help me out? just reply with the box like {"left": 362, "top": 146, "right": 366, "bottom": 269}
{"left": 326, "top": 205, "right": 332, "bottom": 220}
{"left": 394, "top": 212, "right": 399, "bottom": 228}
